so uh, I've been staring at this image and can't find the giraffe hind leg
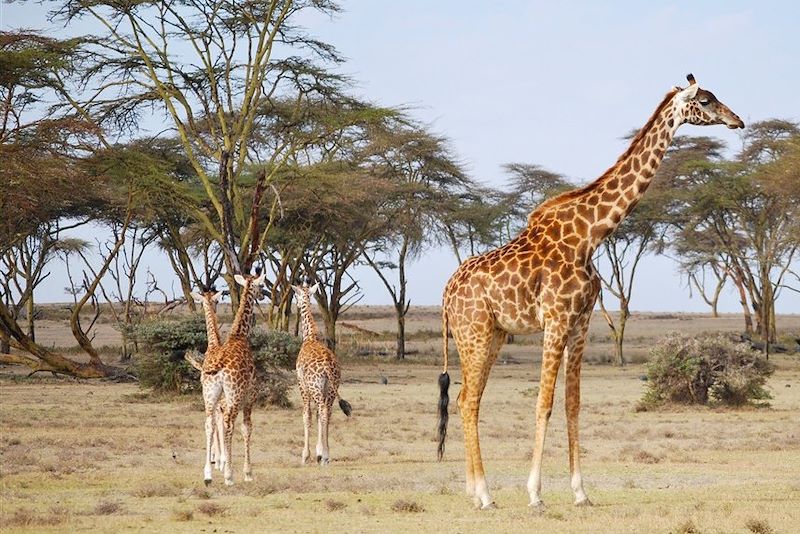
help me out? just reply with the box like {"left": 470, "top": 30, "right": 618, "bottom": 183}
{"left": 565, "top": 311, "right": 593, "bottom": 506}
{"left": 202, "top": 379, "right": 224, "bottom": 485}
{"left": 456, "top": 328, "right": 505, "bottom": 509}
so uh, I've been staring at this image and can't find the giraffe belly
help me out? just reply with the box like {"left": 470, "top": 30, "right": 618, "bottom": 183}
{"left": 494, "top": 305, "right": 543, "bottom": 335}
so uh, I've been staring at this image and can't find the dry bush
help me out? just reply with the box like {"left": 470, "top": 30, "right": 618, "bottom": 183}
{"left": 745, "top": 518, "right": 774, "bottom": 534}
{"left": 640, "top": 333, "right": 773, "bottom": 409}
{"left": 391, "top": 499, "right": 424, "bottom": 513}
{"left": 172, "top": 509, "right": 194, "bottom": 522}
{"left": 196, "top": 502, "right": 227, "bottom": 517}
{"left": 131, "top": 482, "right": 181, "bottom": 498}
{"left": 325, "top": 499, "right": 347, "bottom": 511}
{"left": 673, "top": 519, "right": 699, "bottom": 533}
{"left": 91, "top": 500, "right": 123, "bottom": 515}
{"left": 1, "top": 506, "right": 70, "bottom": 528}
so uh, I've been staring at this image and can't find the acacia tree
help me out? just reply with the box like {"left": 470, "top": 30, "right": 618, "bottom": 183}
{"left": 0, "top": 31, "right": 133, "bottom": 376}
{"left": 672, "top": 122, "right": 800, "bottom": 342}
{"left": 53, "top": 0, "right": 352, "bottom": 301}
{"left": 360, "top": 123, "right": 470, "bottom": 359}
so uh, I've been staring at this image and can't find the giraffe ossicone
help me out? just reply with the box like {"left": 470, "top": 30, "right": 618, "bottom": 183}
{"left": 437, "top": 74, "right": 743, "bottom": 510}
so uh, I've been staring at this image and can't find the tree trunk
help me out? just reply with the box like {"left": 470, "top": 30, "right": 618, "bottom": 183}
{"left": 0, "top": 302, "right": 122, "bottom": 377}
{"left": 731, "top": 273, "right": 754, "bottom": 334}
{"left": 396, "top": 312, "right": 405, "bottom": 360}
{"left": 26, "top": 297, "right": 35, "bottom": 342}
{"left": 322, "top": 312, "right": 337, "bottom": 351}
{"left": 1, "top": 324, "right": 10, "bottom": 354}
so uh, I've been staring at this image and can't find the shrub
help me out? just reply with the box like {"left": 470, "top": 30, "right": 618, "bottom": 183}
{"left": 130, "top": 316, "right": 208, "bottom": 393}
{"left": 640, "top": 333, "right": 773, "bottom": 409}
{"left": 130, "top": 318, "right": 299, "bottom": 407}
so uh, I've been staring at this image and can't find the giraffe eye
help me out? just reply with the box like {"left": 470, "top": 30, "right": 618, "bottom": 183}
{"left": 699, "top": 98, "right": 711, "bottom": 106}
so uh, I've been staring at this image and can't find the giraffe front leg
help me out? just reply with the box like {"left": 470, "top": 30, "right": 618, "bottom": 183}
{"left": 527, "top": 325, "right": 567, "bottom": 509}
{"left": 241, "top": 403, "right": 253, "bottom": 482}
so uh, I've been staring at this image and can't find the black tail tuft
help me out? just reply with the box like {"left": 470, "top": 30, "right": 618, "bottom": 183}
{"left": 339, "top": 398, "right": 352, "bottom": 417}
{"left": 437, "top": 371, "right": 450, "bottom": 461}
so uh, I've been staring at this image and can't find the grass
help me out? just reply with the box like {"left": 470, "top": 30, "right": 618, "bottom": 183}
{"left": 2, "top": 310, "right": 800, "bottom": 532}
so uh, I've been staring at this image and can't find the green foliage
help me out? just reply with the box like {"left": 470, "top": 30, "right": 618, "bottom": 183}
{"left": 640, "top": 333, "right": 774, "bottom": 409}
{"left": 129, "top": 317, "right": 299, "bottom": 407}
{"left": 129, "top": 316, "right": 208, "bottom": 394}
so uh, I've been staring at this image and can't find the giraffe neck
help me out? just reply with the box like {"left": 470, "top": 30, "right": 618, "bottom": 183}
{"left": 229, "top": 287, "right": 255, "bottom": 339}
{"left": 297, "top": 295, "right": 320, "bottom": 341}
{"left": 202, "top": 301, "right": 221, "bottom": 349}
{"left": 533, "top": 89, "right": 682, "bottom": 253}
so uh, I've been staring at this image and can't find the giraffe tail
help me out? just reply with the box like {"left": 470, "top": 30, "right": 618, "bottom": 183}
{"left": 437, "top": 306, "right": 451, "bottom": 461}
{"left": 338, "top": 398, "right": 352, "bottom": 417}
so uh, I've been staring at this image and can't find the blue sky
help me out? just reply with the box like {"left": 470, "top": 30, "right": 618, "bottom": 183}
{"left": 2, "top": 1, "right": 799, "bottom": 312}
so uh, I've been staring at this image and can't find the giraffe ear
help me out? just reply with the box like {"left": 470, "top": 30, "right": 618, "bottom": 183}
{"left": 190, "top": 292, "right": 203, "bottom": 303}
{"left": 310, "top": 282, "right": 320, "bottom": 295}
{"left": 211, "top": 291, "right": 222, "bottom": 302}
{"left": 291, "top": 285, "right": 303, "bottom": 296}
{"left": 253, "top": 273, "right": 266, "bottom": 285}
{"left": 234, "top": 274, "right": 246, "bottom": 287}
{"left": 678, "top": 83, "right": 699, "bottom": 101}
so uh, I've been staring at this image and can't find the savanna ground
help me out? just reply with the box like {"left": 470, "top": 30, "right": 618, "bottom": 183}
{"left": 1, "top": 307, "right": 800, "bottom": 533}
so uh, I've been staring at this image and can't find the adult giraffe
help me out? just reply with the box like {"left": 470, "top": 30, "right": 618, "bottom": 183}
{"left": 437, "top": 74, "right": 743, "bottom": 509}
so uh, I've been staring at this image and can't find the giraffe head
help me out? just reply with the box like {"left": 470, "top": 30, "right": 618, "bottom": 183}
{"left": 233, "top": 270, "right": 266, "bottom": 298}
{"left": 674, "top": 73, "right": 744, "bottom": 129}
{"left": 291, "top": 282, "right": 320, "bottom": 306}
{"left": 190, "top": 286, "right": 221, "bottom": 310}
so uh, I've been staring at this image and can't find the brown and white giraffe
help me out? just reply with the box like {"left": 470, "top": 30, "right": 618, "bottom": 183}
{"left": 188, "top": 287, "right": 225, "bottom": 471}
{"left": 437, "top": 74, "right": 743, "bottom": 509}
{"left": 201, "top": 271, "right": 265, "bottom": 485}
{"left": 292, "top": 282, "right": 352, "bottom": 465}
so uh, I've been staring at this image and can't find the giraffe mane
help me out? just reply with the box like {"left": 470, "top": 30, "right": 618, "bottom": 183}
{"left": 529, "top": 87, "right": 680, "bottom": 218}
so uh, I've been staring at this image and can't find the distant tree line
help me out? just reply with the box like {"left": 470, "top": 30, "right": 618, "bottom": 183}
{"left": 1, "top": 2, "right": 797, "bottom": 376}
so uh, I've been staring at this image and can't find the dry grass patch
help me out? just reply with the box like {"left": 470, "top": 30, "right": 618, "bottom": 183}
{"left": 91, "top": 500, "right": 123, "bottom": 515}
{"left": 673, "top": 518, "right": 699, "bottom": 533}
{"left": 196, "top": 501, "right": 227, "bottom": 517}
{"left": 745, "top": 518, "right": 775, "bottom": 534}
{"left": 172, "top": 508, "right": 194, "bottom": 521}
{"left": 1, "top": 506, "right": 70, "bottom": 528}
{"left": 325, "top": 499, "right": 347, "bottom": 511}
{"left": 391, "top": 499, "right": 424, "bottom": 513}
{"left": 131, "top": 481, "right": 182, "bottom": 498}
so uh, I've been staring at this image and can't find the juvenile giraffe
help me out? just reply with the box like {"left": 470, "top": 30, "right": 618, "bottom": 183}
{"left": 188, "top": 287, "right": 225, "bottom": 471}
{"left": 201, "top": 271, "right": 265, "bottom": 485}
{"left": 437, "top": 75, "right": 743, "bottom": 509}
{"left": 292, "top": 282, "right": 352, "bottom": 465}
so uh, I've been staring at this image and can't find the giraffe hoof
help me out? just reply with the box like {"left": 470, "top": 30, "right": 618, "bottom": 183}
{"left": 316, "top": 454, "right": 322, "bottom": 464}
{"left": 480, "top": 502, "right": 497, "bottom": 510}
{"left": 575, "top": 498, "right": 593, "bottom": 507}
{"left": 528, "top": 501, "right": 545, "bottom": 513}
{"left": 204, "top": 479, "right": 211, "bottom": 487}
